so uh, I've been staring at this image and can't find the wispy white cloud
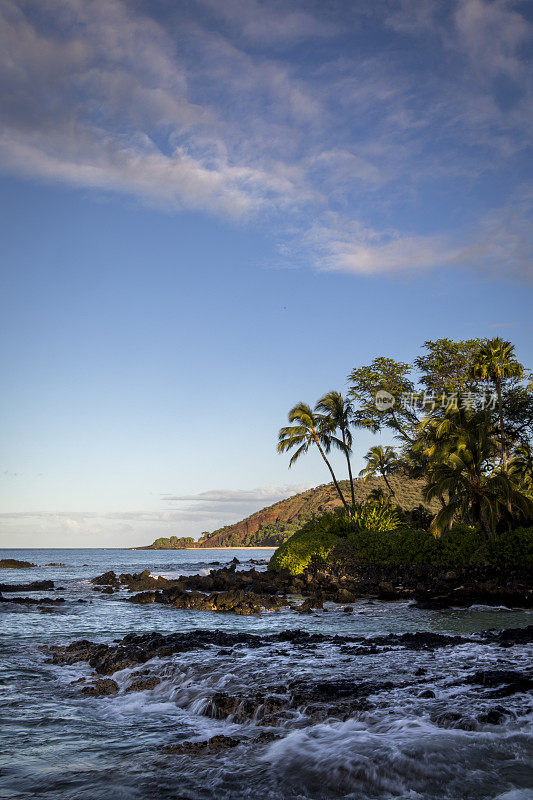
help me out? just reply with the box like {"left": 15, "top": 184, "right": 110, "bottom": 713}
{"left": 0, "top": 483, "right": 313, "bottom": 546}
{"left": 195, "top": 0, "right": 339, "bottom": 43}
{"left": 0, "top": 0, "right": 531, "bottom": 278}
{"left": 297, "top": 200, "right": 533, "bottom": 278}
{"left": 162, "top": 484, "right": 312, "bottom": 504}
{"left": 453, "top": 0, "right": 532, "bottom": 80}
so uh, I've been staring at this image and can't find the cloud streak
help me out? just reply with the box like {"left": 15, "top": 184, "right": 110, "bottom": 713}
{"left": 0, "top": 483, "right": 313, "bottom": 546}
{"left": 0, "top": 0, "right": 531, "bottom": 277}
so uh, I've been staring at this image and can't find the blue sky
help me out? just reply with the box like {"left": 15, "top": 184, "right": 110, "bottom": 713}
{"left": 0, "top": 0, "right": 532, "bottom": 547}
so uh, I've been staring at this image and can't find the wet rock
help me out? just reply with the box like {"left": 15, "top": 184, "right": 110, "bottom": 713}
{"left": 101, "top": 587, "right": 115, "bottom": 595}
{"left": 433, "top": 711, "right": 477, "bottom": 730}
{"left": 343, "top": 606, "right": 353, "bottom": 613}
{"left": 130, "top": 586, "right": 285, "bottom": 615}
{"left": 81, "top": 678, "right": 119, "bottom": 696}
{"left": 42, "top": 625, "right": 499, "bottom": 682}
{"left": 378, "top": 582, "right": 400, "bottom": 600}
{"left": 92, "top": 558, "right": 533, "bottom": 609}
{"left": 0, "top": 559, "right": 36, "bottom": 569}
{"left": 419, "top": 689, "right": 435, "bottom": 698}
{"left": 296, "top": 598, "right": 320, "bottom": 613}
{"left": 125, "top": 676, "right": 161, "bottom": 692}
{"left": 43, "top": 631, "right": 268, "bottom": 674}
{"left": 335, "top": 588, "right": 357, "bottom": 604}
{"left": 289, "top": 678, "right": 394, "bottom": 706}
{"left": 0, "top": 595, "right": 65, "bottom": 606}
{"left": 91, "top": 571, "right": 121, "bottom": 587}
{"left": 44, "top": 563, "right": 66, "bottom": 566}
{"left": 130, "top": 591, "right": 158, "bottom": 604}
{"left": 477, "top": 706, "right": 508, "bottom": 725}
{"left": 481, "top": 625, "right": 533, "bottom": 647}
{"left": 0, "top": 580, "right": 54, "bottom": 592}
{"left": 162, "top": 735, "right": 240, "bottom": 755}
{"left": 206, "top": 692, "right": 287, "bottom": 723}
{"left": 464, "top": 669, "right": 533, "bottom": 697}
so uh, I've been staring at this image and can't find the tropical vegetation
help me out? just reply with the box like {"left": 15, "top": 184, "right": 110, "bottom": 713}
{"left": 273, "top": 337, "right": 533, "bottom": 572}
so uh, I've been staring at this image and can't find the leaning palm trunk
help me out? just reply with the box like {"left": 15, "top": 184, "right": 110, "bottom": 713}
{"left": 316, "top": 441, "right": 350, "bottom": 512}
{"left": 341, "top": 430, "right": 356, "bottom": 513}
{"left": 381, "top": 471, "right": 396, "bottom": 498}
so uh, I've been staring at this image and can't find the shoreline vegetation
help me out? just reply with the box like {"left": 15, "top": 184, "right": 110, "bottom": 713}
{"left": 130, "top": 546, "right": 277, "bottom": 551}
{"left": 136, "top": 337, "right": 533, "bottom": 603}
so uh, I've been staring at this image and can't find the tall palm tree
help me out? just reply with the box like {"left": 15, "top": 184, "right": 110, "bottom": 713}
{"left": 359, "top": 445, "right": 398, "bottom": 498}
{"left": 277, "top": 402, "right": 349, "bottom": 512}
{"left": 316, "top": 391, "right": 356, "bottom": 513}
{"left": 471, "top": 337, "right": 523, "bottom": 473}
{"left": 423, "top": 406, "right": 532, "bottom": 537}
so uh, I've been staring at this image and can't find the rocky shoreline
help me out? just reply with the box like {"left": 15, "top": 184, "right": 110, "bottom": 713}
{"left": 42, "top": 624, "right": 533, "bottom": 755}
{"left": 89, "top": 557, "right": 533, "bottom": 613}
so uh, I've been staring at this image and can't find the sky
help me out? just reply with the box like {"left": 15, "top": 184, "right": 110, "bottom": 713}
{"left": 0, "top": 0, "right": 532, "bottom": 548}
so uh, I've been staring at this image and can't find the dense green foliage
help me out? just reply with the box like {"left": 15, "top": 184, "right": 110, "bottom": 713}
{"left": 346, "top": 525, "right": 533, "bottom": 567}
{"left": 278, "top": 336, "right": 533, "bottom": 540}
{"left": 350, "top": 501, "right": 401, "bottom": 533}
{"left": 268, "top": 514, "right": 344, "bottom": 574}
{"left": 146, "top": 536, "right": 195, "bottom": 549}
{"left": 268, "top": 512, "right": 533, "bottom": 574}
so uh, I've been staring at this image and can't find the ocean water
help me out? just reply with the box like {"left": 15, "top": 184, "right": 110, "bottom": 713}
{"left": 0, "top": 548, "right": 532, "bottom": 800}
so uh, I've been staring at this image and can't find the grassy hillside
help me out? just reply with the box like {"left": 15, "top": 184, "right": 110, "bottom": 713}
{"left": 140, "top": 476, "right": 435, "bottom": 549}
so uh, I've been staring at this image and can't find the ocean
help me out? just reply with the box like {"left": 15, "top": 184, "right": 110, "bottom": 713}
{"left": 0, "top": 547, "right": 532, "bottom": 800}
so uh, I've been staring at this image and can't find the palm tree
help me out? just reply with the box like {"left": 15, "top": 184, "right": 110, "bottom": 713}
{"left": 316, "top": 391, "right": 356, "bottom": 513}
{"left": 423, "top": 406, "right": 532, "bottom": 537}
{"left": 509, "top": 442, "right": 533, "bottom": 499}
{"left": 471, "top": 337, "right": 523, "bottom": 473}
{"left": 277, "top": 402, "right": 349, "bottom": 512}
{"left": 359, "top": 445, "right": 399, "bottom": 498}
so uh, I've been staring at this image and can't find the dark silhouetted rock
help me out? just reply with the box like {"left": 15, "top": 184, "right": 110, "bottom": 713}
{"left": 162, "top": 735, "right": 240, "bottom": 755}
{"left": 0, "top": 559, "right": 36, "bottom": 569}
{"left": 0, "top": 580, "right": 54, "bottom": 592}
{"left": 464, "top": 669, "right": 533, "bottom": 697}
{"left": 477, "top": 707, "right": 508, "bottom": 725}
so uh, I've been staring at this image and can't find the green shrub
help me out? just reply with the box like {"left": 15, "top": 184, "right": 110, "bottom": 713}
{"left": 345, "top": 524, "right": 533, "bottom": 567}
{"left": 268, "top": 514, "right": 341, "bottom": 575}
{"left": 350, "top": 500, "right": 401, "bottom": 534}
{"left": 268, "top": 510, "right": 533, "bottom": 574}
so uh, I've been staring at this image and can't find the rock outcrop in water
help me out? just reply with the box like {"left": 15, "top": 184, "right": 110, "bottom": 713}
{"left": 0, "top": 559, "right": 36, "bottom": 569}
{"left": 43, "top": 625, "right": 533, "bottom": 676}
{"left": 0, "top": 594, "right": 65, "bottom": 606}
{"left": 0, "top": 580, "right": 54, "bottom": 592}
{"left": 42, "top": 625, "right": 533, "bottom": 749}
{"left": 91, "top": 559, "right": 533, "bottom": 612}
